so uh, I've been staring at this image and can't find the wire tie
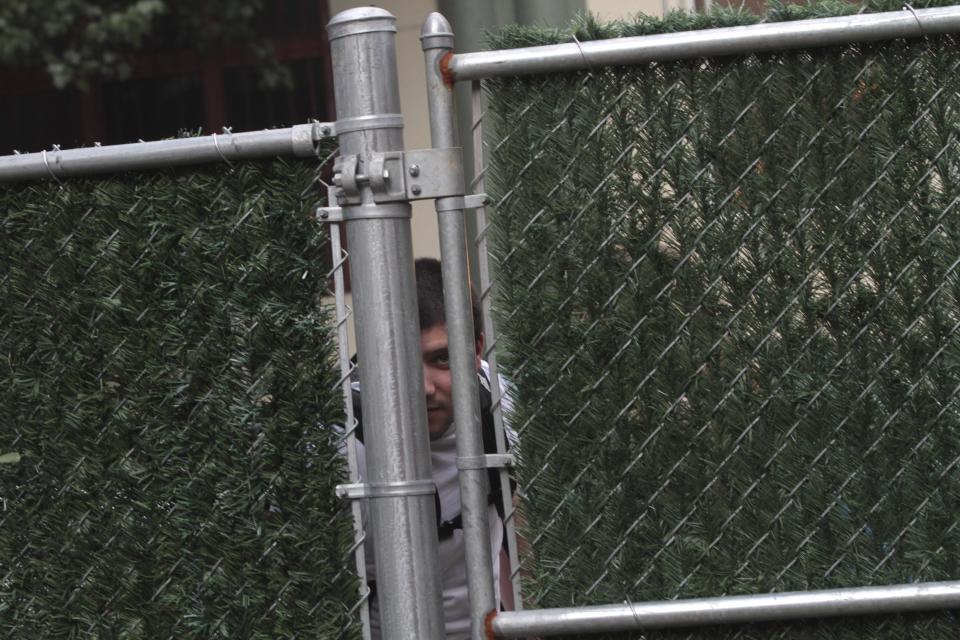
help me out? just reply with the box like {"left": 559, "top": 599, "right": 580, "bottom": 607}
{"left": 223, "top": 126, "right": 241, "bottom": 155}
{"left": 42, "top": 146, "right": 64, "bottom": 185}
{"left": 212, "top": 130, "right": 235, "bottom": 168}
{"left": 903, "top": 4, "right": 925, "bottom": 36}
{"left": 571, "top": 33, "right": 593, "bottom": 71}
{"left": 624, "top": 595, "right": 644, "bottom": 629}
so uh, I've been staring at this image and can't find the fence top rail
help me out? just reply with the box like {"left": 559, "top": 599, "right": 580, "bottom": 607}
{"left": 447, "top": 5, "right": 960, "bottom": 81}
{"left": 490, "top": 580, "right": 960, "bottom": 637}
{"left": 0, "top": 122, "right": 334, "bottom": 183}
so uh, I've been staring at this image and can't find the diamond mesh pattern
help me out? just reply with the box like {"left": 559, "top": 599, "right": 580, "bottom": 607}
{"left": 0, "top": 150, "right": 363, "bottom": 638}
{"left": 484, "top": 15, "right": 960, "bottom": 638}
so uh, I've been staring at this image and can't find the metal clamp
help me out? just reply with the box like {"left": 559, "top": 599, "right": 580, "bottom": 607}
{"left": 336, "top": 479, "right": 437, "bottom": 500}
{"left": 289, "top": 122, "right": 337, "bottom": 157}
{"left": 335, "top": 113, "right": 403, "bottom": 136}
{"left": 318, "top": 194, "right": 489, "bottom": 221}
{"left": 367, "top": 151, "right": 406, "bottom": 201}
{"left": 457, "top": 453, "right": 514, "bottom": 470}
{"left": 316, "top": 183, "right": 413, "bottom": 222}
{"left": 312, "top": 121, "right": 337, "bottom": 138}
{"left": 463, "top": 193, "right": 490, "bottom": 209}
{"left": 317, "top": 204, "right": 412, "bottom": 222}
{"left": 331, "top": 147, "right": 465, "bottom": 205}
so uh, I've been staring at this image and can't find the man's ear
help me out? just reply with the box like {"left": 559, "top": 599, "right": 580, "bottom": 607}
{"left": 475, "top": 333, "right": 485, "bottom": 369}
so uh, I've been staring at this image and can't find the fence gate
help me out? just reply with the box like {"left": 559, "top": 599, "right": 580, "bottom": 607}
{"left": 321, "top": 3, "right": 960, "bottom": 639}
{"left": 0, "top": 125, "right": 372, "bottom": 636}
{"left": 4, "top": 3, "right": 960, "bottom": 640}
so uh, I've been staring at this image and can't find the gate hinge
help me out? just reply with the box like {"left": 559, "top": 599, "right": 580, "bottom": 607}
{"left": 331, "top": 148, "right": 465, "bottom": 205}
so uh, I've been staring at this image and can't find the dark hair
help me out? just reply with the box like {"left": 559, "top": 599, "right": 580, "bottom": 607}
{"left": 415, "top": 257, "right": 482, "bottom": 343}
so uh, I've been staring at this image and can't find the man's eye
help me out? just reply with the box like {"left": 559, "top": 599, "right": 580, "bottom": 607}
{"left": 434, "top": 353, "right": 450, "bottom": 366}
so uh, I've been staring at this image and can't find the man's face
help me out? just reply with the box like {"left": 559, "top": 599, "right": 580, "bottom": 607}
{"left": 421, "top": 322, "right": 482, "bottom": 439}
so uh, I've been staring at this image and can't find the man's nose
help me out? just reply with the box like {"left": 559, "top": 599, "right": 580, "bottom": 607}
{"left": 423, "top": 369, "right": 436, "bottom": 396}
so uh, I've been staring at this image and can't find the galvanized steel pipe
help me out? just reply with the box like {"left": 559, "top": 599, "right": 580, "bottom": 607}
{"left": 422, "top": 12, "right": 498, "bottom": 640}
{"left": 491, "top": 581, "right": 960, "bottom": 637}
{"left": 470, "top": 77, "right": 524, "bottom": 611}
{"left": 328, "top": 7, "right": 445, "bottom": 639}
{"left": 0, "top": 124, "right": 326, "bottom": 182}
{"left": 448, "top": 6, "right": 960, "bottom": 81}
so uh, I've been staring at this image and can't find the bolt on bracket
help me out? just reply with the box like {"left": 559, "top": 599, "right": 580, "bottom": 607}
{"left": 313, "top": 122, "right": 337, "bottom": 139}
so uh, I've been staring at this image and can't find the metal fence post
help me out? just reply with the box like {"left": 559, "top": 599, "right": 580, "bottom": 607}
{"left": 421, "top": 13, "right": 498, "bottom": 639}
{"left": 327, "top": 8, "right": 445, "bottom": 639}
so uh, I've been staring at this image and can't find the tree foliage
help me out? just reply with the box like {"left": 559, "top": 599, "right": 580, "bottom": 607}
{"left": 0, "top": 0, "right": 287, "bottom": 89}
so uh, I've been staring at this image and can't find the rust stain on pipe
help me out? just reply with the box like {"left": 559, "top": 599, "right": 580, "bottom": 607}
{"left": 439, "top": 51, "right": 456, "bottom": 89}
{"left": 484, "top": 608, "right": 499, "bottom": 639}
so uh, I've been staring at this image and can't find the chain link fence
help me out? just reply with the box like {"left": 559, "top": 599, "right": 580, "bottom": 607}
{"left": 481, "top": 4, "right": 960, "bottom": 637}
{"left": 0, "top": 145, "right": 365, "bottom": 638}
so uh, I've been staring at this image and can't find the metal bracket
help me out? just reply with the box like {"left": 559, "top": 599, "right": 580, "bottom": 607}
{"left": 317, "top": 155, "right": 489, "bottom": 223}
{"left": 317, "top": 204, "right": 411, "bottom": 222}
{"left": 334, "top": 113, "right": 402, "bottom": 136}
{"left": 403, "top": 147, "right": 464, "bottom": 201}
{"left": 368, "top": 151, "right": 406, "bottom": 201}
{"left": 317, "top": 193, "right": 490, "bottom": 223}
{"left": 313, "top": 122, "right": 337, "bottom": 138}
{"left": 331, "top": 147, "right": 465, "bottom": 205}
{"left": 457, "top": 453, "right": 514, "bottom": 470}
{"left": 285, "top": 122, "right": 338, "bottom": 157}
{"left": 317, "top": 183, "right": 412, "bottom": 223}
{"left": 336, "top": 479, "right": 437, "bottom": 500}
{"left": 464, "top": 193, "right": 490, "bottom": 209}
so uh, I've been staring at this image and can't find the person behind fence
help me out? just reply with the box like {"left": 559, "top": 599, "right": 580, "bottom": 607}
{"left": 347, "top": 257, "right": 515, "bottom": 639}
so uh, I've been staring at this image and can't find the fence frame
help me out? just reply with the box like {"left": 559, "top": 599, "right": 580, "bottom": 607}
{"left": 430, "top": 4, "right": 960, "bottom": 639}
{"left": 448, "top": 5, "right": 960, "bottom": 80}
{"left": 0, "top": 8, "right": 452, "bottom": 638}
{"left": 5, "top": 5, "right": 960, "bottom": 640}
{"left": 0, "top": 71, "right": 369, "bottom": 640}
{"left": 0, "top": 124, "right": 331, "bottom": 181}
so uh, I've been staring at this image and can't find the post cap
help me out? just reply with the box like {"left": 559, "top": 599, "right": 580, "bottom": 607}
{"left": 420, "top": 12, "right": 454, "bottom": 50}
{"left": 328, "top": 7, "right": 397, "bottom": 41}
